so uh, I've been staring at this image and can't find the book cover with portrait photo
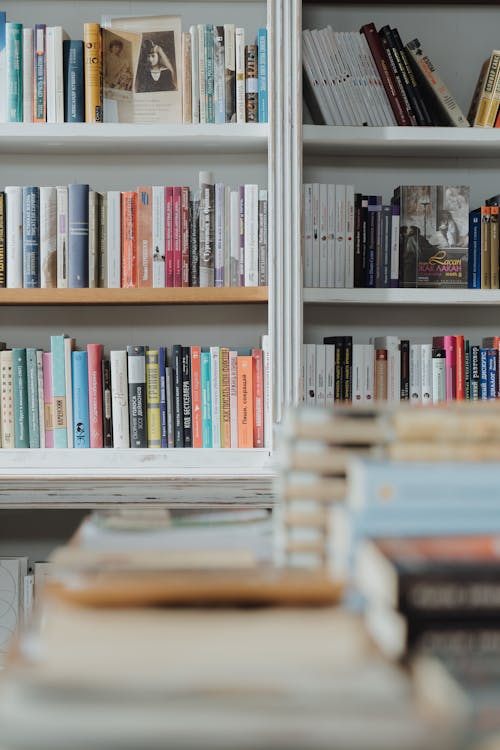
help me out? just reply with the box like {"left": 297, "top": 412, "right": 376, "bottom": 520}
{"left": 101, "top": 15, "right": 182, "bottom": 124}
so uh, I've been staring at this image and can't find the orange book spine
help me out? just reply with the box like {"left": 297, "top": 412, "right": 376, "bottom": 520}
{"left": 455, "top": 335, "right": 465, "bottom": 401}
{"left": 181, "top": 186, "right": 190, "bottom": 287}
{"left": 83, "top": 23, "right": 102, "bottom": 123}
{"left": 137, "top": 186, "right": 152, "bottom": 288}
{"left": 237, "top": 355, "right": 253, "bottom": 448}
{"left": 220, "top": 347, "right": 231, "bottom": 448}
{"left": 252, "top": 348, "right": 264, "bottom": 448}
{"left": 190, "top": 346, "right": 202, "bottom": 448}
{"left": 87, "top": 343, "right": 103, "bottom": 448}
{"left": 120, "top": 191, "right": 137, "bottom": 288}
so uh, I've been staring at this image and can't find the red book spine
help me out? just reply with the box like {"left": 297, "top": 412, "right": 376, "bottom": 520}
{"left": 360, "top": 23, "right": 412, "bottom": 126}
{"left": 190, "top": 345, "right": 202, "bottom": 448}
{"left": 181, "top": 186, "right": 190, "bottom": 287}
{"left": 444, "top": 335, "right": 456, "bottom": 401}
{"left": 87, "top": 343, "right": 104, "bottom": 448}
{"left": 165, "top": 186, "right": 173, "bottom": 287}
{"left": 120, "top": 191, "right": 137, "bottom": 288}
{"left": 173, "top": 186, "right": 182, "bottom": 288}
{"left": 455, "top": 335, "right": 465, "bottom": 401}
{"left": 252, "top": 348, "right": 264, "bottom": 448}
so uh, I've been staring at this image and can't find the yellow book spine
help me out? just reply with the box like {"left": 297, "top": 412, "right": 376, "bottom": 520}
{"left": 146, "top": 350, "right": 161, "bottom": 448}
{"left": 474, "top": 51, "right": 500, "bottom": 127}
{"left": 84, "top": 23, "right": 102, "bottom": 123}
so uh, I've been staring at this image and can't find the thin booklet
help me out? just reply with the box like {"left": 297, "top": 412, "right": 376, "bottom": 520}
{"left": 101, "top": 14, "right": 182, "bottom": 123}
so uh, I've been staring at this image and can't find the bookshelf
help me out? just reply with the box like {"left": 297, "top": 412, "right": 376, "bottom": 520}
{"left": 0, "top": 0, "right": 285, "bottom": 551}
{"left": 299, "top": 1, "right": 500, "bottom": 398}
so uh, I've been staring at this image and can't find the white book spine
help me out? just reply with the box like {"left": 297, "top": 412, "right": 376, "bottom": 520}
{"left": 319, "top": 184, "right": 328, "bottom": 288}
{"left": 344, "top": 184, "right": 355, "bottom": 288}
{"left": 304, "top": 343, "right": 316, "bottom": 405}
{"left": 230, "top": 190, "right": 239, "bottom": 287}
{"left": 235, "top": 27, "right": 245, "bottom": 123}
{"left": 315, "top": 344, "right": 326, "bottom": 408}
{"left": 152, "top": 186, "right": 165, "bottom": 288}
{"left": 363, "top": 344, "right": 375, "bottom": 404}
{"left": 0, "top": 350, "right": 14, "bottom": 448}
{"left": 387, "top": 337, "right": 400, "bottom": 403}
{"left": 189, "top": 25, "right": 199, "bottom": 124}
{"left": 325, "top": 344, "right": 335, "bottom": 407}
{"left": 56, "top": 186, "right": 68, "bottom": 289}
{"left": 229, "top": 349, "right": 238, "bottom": 448}
{"left": 88, "top": 190, "right": 99, "bottom": 289}
{"left": 421, "top": 343, "right": 433, "bottom": 405}
{"left": 244, "top": 184, "right": 259, "bottom": 287}
{"left": 46, "top": 27, "right": 55, "bottom": 124}
{"left": 224, "top": 186, "right": 231, "bottom": 287}
{"left": 197, "top": 24, "right": 206, "bottom": 125}
{"left": 390, "top": 206, "right": 400, "bottom": 288}
{"left": 261, "top": 333, "right": 272, "bottom": 450}
{"left": 210, "top": 346, "right": 221, "bottom": 448}
{"left": 215, "top": 182, "right": 225, "bottom": 288}
{"left": 311, "top": 183, "right": 320, "bottom": 287}
{"left": 5, "top": 185, "right": 23, "bottom": 288}
{"left": 352, "top": 343, "right": 365, "bottom": 405}
{"left": 214, "top": 26, "right": 225, "bottom": 124}
{"left": 64, "top": 337, "right": 75, "bottom": 448}
{"left": 327, "top": 184, "right": 336, "bottom": 288}
{"left": 53, "top": 27, "right": 65, "bottom": 123}
{"left": 39, "top": 186, "right": 57, "bottom": 288}
{"left": 303, "top": 183, "right": 313, "bottom": 287}
{"left": 334, "top": 184, "right": 346, "bottom": 288}
{"left": 410, "top": 343, "right": 422, "bottom": 403}
{"left": 23, "top": 573, "right": 34, "bottom": 627}
{"left": 110, "top": 350, "right": 129, "bottom": 448}
{"left": 224, "top": 24, "right": 236, "bottom": 122}
{"left": 22, "top": 28, "right": 33, "bottom": 123}
{"left": 432, "top": 354, "right": 446, "bottom": 404}
{"left": 36, "top": 349, "right": 45, "bottom": 449}
{"left": 106, "top": 190, "right": 121, "bottom": 288}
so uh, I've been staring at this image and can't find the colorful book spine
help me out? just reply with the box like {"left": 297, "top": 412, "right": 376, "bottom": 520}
{"left": 26, "top": 348, "right": 40, "bottom": 448}
{"left": 210, "top": 346, "right": 221, "bottom": 448}
{"left": 224, "top": 24, "right": 236, "bottom": 123}
{"left": 0, "top": 192, "right": 5, "bottom": 288}
{"left": 50, "top": 334, "right": 67, "bottom": 448}
{"left": 127, "top": 345, "right": 147, "bottom": 448}
{"left": 244, "top": 44, "right": 258, "bottom": 122}
{"left": 468, "top": 208, "right": 481, "bottom": 289}
{"left": 191, "top": 345, "right": 202, "bottom": 448}
{"left": 204, "top": 24, "right": 215, "bottom": 123}
{"left": 199, "top": 172, "right": 215, "bottom": 287}
{"left": 189, "top": 189, "right": 200, "bottom": 287}
{"left": 165, "top": 365, "right": 175, "bottom": 448}
{"left": 62, "top": 40, "right": 84, "bottom": 123}
{"left": 120, "top": 191, "right": 137, "bottom": 288}
{"left": 181, "top": 186, "right": 190, "bottom": 288}
{"left": 146, "top": 349, "right": 161, "bottom": 448}
{"left": 33, "top": 24, "right": 47, "bottom": 123}
{"left": 215, "top": 182, "right": 225, "bottom": 287}
{"left": 12, "top": 348, "right": 29, "bottom": 448}
{"left": 72, "top": 350, "right": 90, "bottom": 448}
{"left": 165, "top": 186, "right": 173, "bottom": 288}
{"left": 0, "top": 12, "right": 6, "bottom": 123}
{"left": 181, "top": 347, "right": 192, "bottom": 447}
{"left": 158, "top": 346, "right": 167, "bottom": 449}
{"left": 6, "top": 23, "right": 23, "bottom": 123}
{"left": 83, "top": 23, "right": 102, "bottom": 123}
{"left": 87, "top": 343, "right": 103, "bottom": 448}
{"left": 101, "top": 358, "right": 113, "bottom": 448}
{"left": 36, "top": 349, "right": 45, "bottom": 448}
{"left": 219, "top": 347, "right": 231, "bottom": 448}
{"left": 257, "top": 28, "right": 268, "bottom": 123}
{"left": 68, "top": 183, "right": 89, "bottom": 287}
{"left": 22, "top": 186, "right": 40, "bottom": 288}
{"left": 172, "top": 185, "right": 182, "bottom": 288}
{"left": 237, "top": 355, "right": 253, "bottom": 448}
{"left": 172, "top": 344, "right": 184, "bottom": 447}
{"left": 200, "top": 350, "right": 212, "bottom": 448}
{"left": 252, "top": 348, "right": 264, "bottom": 448}
{"left": 214, "top": 25, "right": 225, "bottom": 124}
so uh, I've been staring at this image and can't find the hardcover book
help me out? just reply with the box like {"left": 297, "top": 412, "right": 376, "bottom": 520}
{"left": 396, "top": 185, "right": 469, "bottom": 288}
{"left": 102, "top": 15, "right": 182, "bottom": 124}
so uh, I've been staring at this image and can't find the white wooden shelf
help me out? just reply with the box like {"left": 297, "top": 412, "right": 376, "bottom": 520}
{"left": 0, "top": 449, "right": 276, "bottom": 509}
{"left": 303, "top": 126, "right": 500, "bottom": 158}
{"left": 303, "top": 288, "right": 500, "bottom": 306}
{"left": 0, "top": 123, "right": 268, "bottom": 155}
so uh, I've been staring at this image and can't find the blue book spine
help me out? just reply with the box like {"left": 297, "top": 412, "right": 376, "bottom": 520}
{"left": 63, "top": 40, "right": 84, "bottom": 123}
{"left": 200, "top": 350, "right": 212, "bottom": 448}
{"left": 51, "top": 334, "right": 68, "bottom": 447}
{"left": 26, "top": 348, "right": 40, "bottom": 448}
{"left": 12, "top": 348, "right": 29, "bottom": 448}
{"left": 204, "top": 24, "right": 215, "bottom": 124}
{"left": 72, "top": 350, "right": 90, "bottom": 448}
{"left": 22, "top": 186, "right": 40, "bottom": 288}
{"left": 0, "top": 13, "right": 7, "bottom": 122}
{"left": 257, "top": 27, "right": 268, "bottom": 123}
{"left": 6, "top": 23, "right": 22, "bottom": 122}
{"left": 487, "top": 349, "right": 498, "bottom": 399}
{"left": 68, "top": 183, "right": 89, "bottom": 287}
{"left": 33, "top": 24, "right": 46, "bottom": 122}
{"left": 158, "top": 346, "right": 167, "bottom": 449}
{"left": 479, "top": 348, "right": 489, "bottom": 400}
{"left": 468, "top": 209, "right": 481, "bottom": 289}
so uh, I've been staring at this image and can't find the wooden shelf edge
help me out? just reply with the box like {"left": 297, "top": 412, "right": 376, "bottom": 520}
{"left": 0, "top": 287, "right": 268, "bottom": 305}
{"left": 303, "top": 289, "right": 500, "bottom": 306}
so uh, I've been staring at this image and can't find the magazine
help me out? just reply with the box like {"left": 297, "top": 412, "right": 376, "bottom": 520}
{"left": 101, "top": 14, "right": 182, "bottom": 124}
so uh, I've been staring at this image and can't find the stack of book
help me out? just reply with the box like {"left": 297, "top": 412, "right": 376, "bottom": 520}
{"left": 0, "top": 174, "right": 268, "bottom": 289}
{"left": 302, "top": 23, "right": 468, "bottom": 128}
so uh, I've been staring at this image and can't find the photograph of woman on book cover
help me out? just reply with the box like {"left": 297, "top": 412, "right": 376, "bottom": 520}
{"left": 135, "top": 33, "right": 177, "bottom": 93}
{"left": 104, "top": 32, "right": 133, "bottom": 91}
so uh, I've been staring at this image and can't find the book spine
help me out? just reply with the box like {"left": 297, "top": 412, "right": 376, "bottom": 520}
{"left": 257, "top": 28, "right": 268, "bottom": 123}
{"left": 215, "top": 182, "right": 225, "bottom": 287}
{"left": 214, "top": 26, "right": 225, "bottom": 124}
{"left": 391, "top": 26, "right": 433, "bottom": 126}
{"left": 0, "top": 192, "right": 5, "bottom": 288}
{"left": 56, "top": 186, "right": 68, "bottom": 288}
{"left": 120, "top": 191, "right": 137, "bottom": 288}
{"left": 245, "top": 43, "right": 258, "bottom": 122}
{"left": 237, "top": 355, "right": 253, "bottom": 447}
{"left": 455, "top": 335, "right": 465, "bottom": 401}
{"left": 146, "top": 349, "right": 161, "bottom": 448}
{"left": 182, "top": 32, "right": 192, "bottom": 124}
{"left": 219, "top": 347, "right": 231, "bottom": 448}
{"left": 106, "top": 190, "right": 121, "bottom": 288}
{"left": 224, "top": 24, "right": 236, "bottom": 122}
{"left": 197, "top": 24, "right": 206, "bottom": 125}
{"left": 0, "top": 350, "right": 13, "bottom": 447}
{"left": 210, "top": 346, "right": 221, "bottom": 448}
{"left": 224, "top": 186, "right": 231, "bottom": 287}
{"left": 68, "top": 183, "right": 89, "bottom": 287}
{"left": 230, "top": 190, "right": 239, "bottom": 286}
{"left": 189, "top": 25, "right": 199, "bottom": 124}
{"left": 39, "top": 186, "right": 57, "bottom": 288}
{"left": 235, "top": 27, "right": 245, "bottom": 123}
{"left": 12, "top": 348, "right": 29, "bottom": 448}
{"left": 200, "top": 350, "right": 212, "bottom": 447}
{"left": 127, "top": 345, "right": 147, "bottom": 448}
{"left": 190, "top": 346, "right": 202, "bottom": 448}
{"left": 165, "top": 365, "right": 175, "bottom": 448}
{"left": 0, "top": 13, "right": 5, "bottom": 122}
{"left": 87, "top": 343, "right": 103, "bottom": 448}
{"left": 374, "top": 349, "right": 388, "bottom": 400}
{"left": 33, "top": 24, "right": 46, "bottom": 123}
{"left": 172, "top": 344, "right": 184, "bottom": 447}
{"left": 36, "top": 349, "right": 45, "bottom": 448}
{"left": 189, "top": 189, "right": 200, "bottom": 287}
{"left": 152, "top": 186, "right": 165, "bottom": 288}
{"left": 63, "top": 40, "right": 84, "bottom": 123}
{"left": 238, "top": 184, "right": 245, "bottom": 286}
{"left": 204, "top": 24, "right": 215, "bottom": 124}
{"left": 181, "top": 186, "right": 190, "bottom": 288}
{"left": 318, "top": 183, "right": 328, "bottom": 287}
{"left": 468, "top": 209, "right": 481, "bottom": 289}
{"left": 470, "top": 344, "right": 480, "bottom": 400}
{"left": 158, "top": 347, "right": 167, "bottom": 449}
{"left": 83, "top": 23, "right": 102, "bottom": 123}
{"left": 23, "top": 186, "right": 40, "bottom": 288}
{"left": 88, "top": 190, "right": 101, "bottom": 289}
{"left": 431, "top": 348, "right": 446, "bottom": 403}
{"left": 101, "top": 358, "right": 113, "bottom": 447}
{"left": 136, "top": 186, "right": 152, "bottom": 289}
{"left": 52, "top": 26, "right": 65, "bottom": 124}
{"left": 378, "top": 25, "right": 415, "bottom": 125}
{"left": 172, "top": 186, "right": 182, "bottom": 288}
{"left": 475, "top": 51, "right": 500, "bottom": 127}
{"left": 252, "top": 348, "right": 264, "bottom": 448}
{"left": 491, "top": 205, "right": 499, "bottom": 289}
{"left": 6, "top": 186, "right": 22, "bottom": 288}
{"left": 400, "top": 339, "right": 410, "bottom": 401}
{"left": 481, "top": 205, "right": 491, "bottom": 289}
{"left": 6, "top": 23, "right": 23, "bottom": 122}
{"left": 181, "top": 347, "right": 192, "bottom": 447}
{"left": 325, "top": 344, "right": 335, "bottom": 408}
{"left": 41, "top": 351, "right": 53, "bottom": 448}
{"left": 479, "top": 348, "right": 488, "bottom": 400}
{"left": 421, "top": 343, "right": 432, "bottom": 404}
{"left": 244, "top": 184, "right": 259, "bottom": 286}
{"left": 258, "top": 189, "right": 268, "bottom": 286}
{"left": 72, "top": 350, "right": 90, "bottom": 448}
{"left": 50, "top": 334, "right": 67, "bottom": 447}
{"left": 487, "top": 348, "right": 498, "bottom": 399}
{"left": 165, "top": 186, "right": 173, "bottom": 288}
{"left": 63, "top": 337, "right": 74, "bottom": 448}
{"left": 199, "top": 172, "right": 215, "bottom": 287}
{"left": 229, "top": 350, "right": 238, "bottom": 447}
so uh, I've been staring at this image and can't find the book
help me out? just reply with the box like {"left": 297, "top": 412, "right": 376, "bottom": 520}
{"left": 33, "top": 24, "right": 47, "bottom": 123}
{"left": 127, "top": 345, "right": 147, "bottom": 448}
{"left": 181, "top": 347, "right": 192, "bottom": 447}
{"left": 83, "top": 23, "right": 102, "bottom": 123}
{"left": 101, "top": 358, "right": 113, "bottom": 448}
{"left": 12, "top": 348, "right": 29, "bottom": 448}
{"left": 68, "top": 183, "right": 90, "bottom": 288}
{"left": 257, "top": 28, "right": 268, "bottom": 123}
{"left": 87, "top": 344, "right": 103, "bottom": 448}
{"left": 22, "top": 186, "right": 40, "bottom": 288}
{"left": 63, "top": 40, "right": 84, "bottom": 123}
{"left": 5, "top": 186, "right": 22, "bottom": 288}
{"left": 102, "top": 15, "right": 182, "bottom": 124}
{"left": 110, "top": 350, "right": 129, "bottom": 448}
{"left": 146, "top": 349, "right": 161, "bottom": 448}
{"left": 39, "top": 186, "right": 57, "bottom": 288}
{"left": 72, "top": 350, "right": 90, "bottom": 448}
{"left": 6, "top": 22, "right": 23, "bottom": 123}
{"left": 245, "top": 43, "right": 258, "bottom": 122}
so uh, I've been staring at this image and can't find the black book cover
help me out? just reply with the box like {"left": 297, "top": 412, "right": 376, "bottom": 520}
{"left": 353, "top": 193, "right": 364, "bottom": 288}
{"left": 101, "top": 358, "right": 113, "bottom": 448}
{"left": 390, "top": 27, "right": 434, "bottom": 126}
{"left": 189, "top": 191, "right": 200, "bottom": 287}
{"left": 126, "top": 345, "right": 147, "bottom": 448}
{"left": 360, "top": 196, "right": 368, "bottom": 288}
{"left": 181, "top": 346, "right": 192, "bottom": 448}
{"left": 470, "top": 344, "right": 480, "bottom": 400}
{"left": 378, "top": 26, "right": 416, "bottom": 126}
{"left": 172, "top": 344, "right": 184, "bottom": 447}
{"left": 400, "top": 340, "right": 410, "bottom": 400}
{"left": 323, "top": 336, "right": 353, "bottom": 402}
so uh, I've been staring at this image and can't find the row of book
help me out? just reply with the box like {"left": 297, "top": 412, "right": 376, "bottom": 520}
{"left": 303, "top": 22, "right": 469, "bottom": 128}
{"left": 304, "top": 183, "right": 472, "bottom": 290}
{"left": 0, "top": 176, "right": 268, "bottom": 289}
{"left": 0, "top": 335, "right": 271, "bottom": 450}
{"left": 303, "top": 334, "right": 500, "bottom": 406}
{"left": 0, "top": 13, "right": 268, "bottom": 124}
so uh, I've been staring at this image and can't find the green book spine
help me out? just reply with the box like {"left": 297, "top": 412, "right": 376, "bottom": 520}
{"left": 12, "top": 347, "right": 29, "bottom": 448}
